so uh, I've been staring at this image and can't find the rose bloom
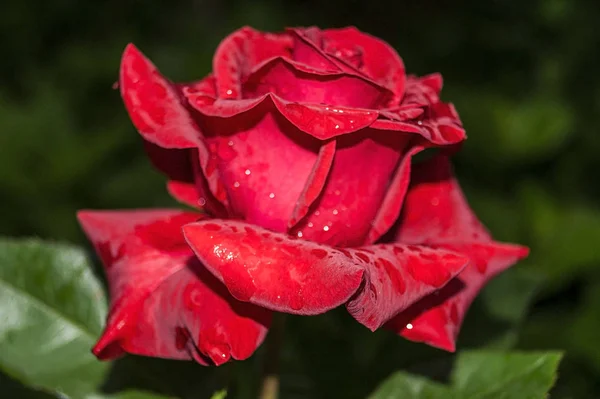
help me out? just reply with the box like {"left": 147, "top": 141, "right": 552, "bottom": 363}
{"left": 78, "top": 26, "right": 528, "bottom": 365}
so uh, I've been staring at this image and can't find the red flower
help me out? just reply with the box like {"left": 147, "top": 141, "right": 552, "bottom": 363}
{"left": 78, "top": 26, "right": 527, "bottom": 365}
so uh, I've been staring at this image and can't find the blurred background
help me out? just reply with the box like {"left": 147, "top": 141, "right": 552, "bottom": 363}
{"left": 1, "top": 0, "right": 599, "bottom": 398}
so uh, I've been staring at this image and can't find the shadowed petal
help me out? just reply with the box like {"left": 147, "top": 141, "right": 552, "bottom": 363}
{"left": 345, "top": 244, "right": 468, "bottom": 330}
{"left": 386, "top": 242, "right": 528, "bottom": 351}
{"left": 77, "top": 209, "right": 270, "bottom": 364}
{"left": 385, "top": 155, "right": 529, "bottom": 351}
{"left": 366, "top": 145, "right": 424, "bottom": 244}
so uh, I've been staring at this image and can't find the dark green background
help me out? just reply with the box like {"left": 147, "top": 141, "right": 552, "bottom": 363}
{"left": 1, "top": 0, "right": 599, "bottom": 397}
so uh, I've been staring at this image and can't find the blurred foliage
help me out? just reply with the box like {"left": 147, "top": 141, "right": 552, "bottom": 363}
{"left": 0, "top": 0, "right": 599, "bottom": 397}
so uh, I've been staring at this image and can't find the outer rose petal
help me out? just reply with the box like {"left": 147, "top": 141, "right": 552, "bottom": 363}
{"left": 76, "top": 210, "right": 270, "bottom": 364}
{"left": 395, "top": 155, "right": 492, "bottom": 244}
{"left": 386, "top": 242, "right": 528, "bottom": 351}
{"left": 120, "top": 44, "right": 202, "bottom": 148}
{"left": 386, "top": 155, "right": 529, "bottom": 351}
{"left": 120, "top": 45, "right": 227, "bottom": 207}
{"left": 183, "top": 219, "right": 364, "bottom": 315}
{"left": 291, "top": 129, "right": 411, "bottom": 246}
{"left": 345, "top": 244, "right": 468, "bottom": 330}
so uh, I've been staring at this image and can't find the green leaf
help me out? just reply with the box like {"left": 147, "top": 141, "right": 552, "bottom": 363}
{"left": 369, "top": 351, "right": 562, "bottom": 399}
{"left": 368, "top": 372, "right": 451, "bottom": 399}
{"left": 209, "top": 389, "right": 227, "bottom": 399}
{"left": 0, "top": 238, "right": 109, "bottom": 397}
{"left": 452, "top": 351, "right": 563, "bottom": 398}
{"left": 0, "top": 238, "right": 175, "bottom": 399}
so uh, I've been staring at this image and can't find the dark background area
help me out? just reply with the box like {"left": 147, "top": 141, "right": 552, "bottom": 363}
{"left": 1, "top": 0, "right": 599, "bottom": 398}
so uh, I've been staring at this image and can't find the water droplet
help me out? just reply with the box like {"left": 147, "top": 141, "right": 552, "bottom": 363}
{"left": 406, "top": 323, "right": 413, "bottom": 330}
{"left": 226, "top": 89, "right": 233, "bottom": 95}
{"left": 233, "top": 181, "right": 240, "bottom": 188}
{"left": 245, "top": 169, "right": 251, "bottom": 176}
{"left": 417, "top": 120, "right": 423, "bottom": 125}
{"left": 297, "top": 231, "right": 303, "bottom": 238}
{"left": 307, "top": 222, "right": 314, "bottom": 228}
{"left": 228, "top": 140, "right": 234, "bottom": 146}
{"left": 335, "top": 124, "right": 340, "bottom": 129}
{"left": 325, "top": 107, "right": 330, "bottom": 111}
{"left": 333, "top": 109, "right": 338, "bottom": 113}
{"left": 198, "top": 198, "right": 207, "bottom": 206}
{"left": 332, "top": 209, "right": 339, "bottom": 215}
{"left": 334, "top": 189, "right": 341, "bottom": 196}
{"left": 314, "top": 211, "right": 321, "bottom": 216}
{"left": 339, "top": 109, "right": 344, "bottom": 113}
{"left": 350, "top": 120, "right": 354, "bottom": 124}
{"left": 269, "top": 192, "right": 275, "bottom": 199}
{"left": 323, "top": 225, "right": 330, "bottom": 232}
{"left": 116, "top": 320, "right": 125, "bottom": 330}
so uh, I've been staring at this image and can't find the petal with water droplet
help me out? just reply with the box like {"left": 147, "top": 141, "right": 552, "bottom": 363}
{"left": 292, "top": 129, "right": 410, "bottom": 246}
{"left": 383, "top": 155, "right": 529, "bottom": 351}
{"left": 345, "top": 244, "right": 468, "bottom": 331}
{"left": 386, "top": 242, "right": 528, "bottom": 351}
{"left": 183, "top": 220, "right": 364, "bottom": 315}
{"left": 77, "top": 209, "right": 270, "bottom": 365}
{"left": 321, "top": 27, "right": 406, "bottom": 101}
{"left": 213, "top": 26, "right": 294, "bottom": 99}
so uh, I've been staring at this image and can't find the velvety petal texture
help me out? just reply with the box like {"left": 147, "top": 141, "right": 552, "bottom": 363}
{"left": 385, "top": 156, "right": 529, "bottom": 351}
{"left": 77, "top": 210, "right": 271, "bottom": 365}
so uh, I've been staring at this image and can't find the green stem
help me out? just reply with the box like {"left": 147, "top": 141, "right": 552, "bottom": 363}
{"left": 258, "top": 313, "right": 286, "bottom": 399}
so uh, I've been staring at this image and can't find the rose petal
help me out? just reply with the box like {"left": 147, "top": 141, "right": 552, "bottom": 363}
{"left": 384, "top": 155, "right": 529, "bottom": 351}
{"left": 395, "top": 155, "right": 492, "bottom": 244}
{"left": 183, "top": 219, "right": 364, "bottom": 315}
{"left": 366, "top": 145, "right": 424, "bottom": 244}
{"left": 186, "top": 91, "right": 380, "bottom": 140}
{"left": 213, "top": 26, "right": 293, "bottom": 99}
{"left": 402, "top": 74, "right": 443, "bottom": 107}
{"left": 77, "top": 210, "right": 270, "bottom": 365}
{"left": 386, "top": 242, "right": 528, "bottom": 351}
{"left": 185, "top": 98, "right": 340, "bottom": 232}
{"left": 288, "top": 26, "right": 405, "bottom": 103}
{"left": 120, "top": 44, "right": 202, "bottom": 148}
{"left": 289, "top": 140, "right": 336, "bottom": 228}
{"left": 121, "top": 45, "right": 227, "bottom": 207}
{"left": 370, "top": 118, "right": 466, "bottom": 146}
{"left": 291, "top": 129, "right": 411, "bottom": 246}
{"left": 345, "top": 244, "right": 468, "bottom": 330}
{"left": 144, "top": 142, "right": 226, "bottom": 215}
{"left": 321, "top": 27, "right": 406, "bottom": 101}
{"left": 243, "top": 57, "right": 392, "bottom": 109}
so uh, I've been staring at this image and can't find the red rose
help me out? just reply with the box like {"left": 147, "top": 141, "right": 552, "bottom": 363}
{"left": 78, "top": 26, "right": 527, "bottom": 365}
